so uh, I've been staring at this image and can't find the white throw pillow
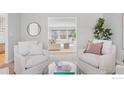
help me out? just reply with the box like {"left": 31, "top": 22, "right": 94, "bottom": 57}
{"left": 18, "top": 42, "right": 29, "bottom": 55}
{"left": 29, "top": 43, "right": 43, "bottom": 55}
{"left": 93, "top": 39, "right": 112, "bottom": 54}
{"left": 18, "top": 41, "right": 37, "bottom": 55}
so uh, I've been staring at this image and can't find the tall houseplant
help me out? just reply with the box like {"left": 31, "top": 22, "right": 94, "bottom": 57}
{"left": 94, "top": 18, "right": 112, "bottom": 40}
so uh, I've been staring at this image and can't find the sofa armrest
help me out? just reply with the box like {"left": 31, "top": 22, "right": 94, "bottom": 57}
{"left": 100, "top": 54, "right": 114, "bottom": 67}
{"left": 99, "top": 45, "right": 116, "bottom": 73}
{"left": 14, "top": 45, "right": 26, "bottom": 74}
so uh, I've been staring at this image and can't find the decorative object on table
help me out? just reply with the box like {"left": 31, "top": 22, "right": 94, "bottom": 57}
{"left": 94, "top": 18, "right": 112, "bottom": 40}
{"left": 55, "top": 60, "right": 63, "bottom": 71}
{"left": 64, "top": 43, "right": 70, "bottom": 49}
{"left": 48, "top": 61, "right": 77, "bottom": 74}
{"left": 54, "top": 60, "right": 72, "bottom": 72}
{"left": 27, "top": 22, "right": 41, "bottom": 37}
{"left": 62, "top": 65, "right": 71, "bottom": 72}
{"left": 48, "top": 39, "right": 60, "bottom": 51}
{"left": 54, "top": 63, "right": 74, "bottom": 75}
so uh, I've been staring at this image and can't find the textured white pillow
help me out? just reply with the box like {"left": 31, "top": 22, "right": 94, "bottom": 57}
{"left": 93, "top": 39, "right": 112, "bottom": 54}
{"left": 18, "top": 41, "right": 37, "bottom": 55}
{"left": 18, "top": 42, "right": 29, "bottom": 55}
{"left": 29, "top": 43, "right": 43, "bottom": 55}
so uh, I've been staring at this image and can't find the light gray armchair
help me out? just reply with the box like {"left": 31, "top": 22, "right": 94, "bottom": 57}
{"left": 78, "top": 45, "right": 116, "bottom": 74}
{"left": 14, "top": 41, "right": 49, "bottom": 74}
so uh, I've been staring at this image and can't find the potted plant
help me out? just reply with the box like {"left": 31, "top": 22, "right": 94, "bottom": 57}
{"left": 94, "top": 18, "right": 112, "bottom": 40}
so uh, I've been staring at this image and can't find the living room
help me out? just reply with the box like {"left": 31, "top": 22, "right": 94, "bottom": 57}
{"left": 0, "top": 13, "right": 124, "bottom": 74}
{"left": 1, "top": 0, "right": 124, "bottom": 93}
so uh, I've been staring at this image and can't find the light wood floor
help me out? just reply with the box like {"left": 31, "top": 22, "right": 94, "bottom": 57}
{"left": 0, "top": 54, "right": 5, "bottom": 64}
{"left": 0, "top": 53, "right": 14, "bottom": 74}
{"left": 0, "top": 62, "right": 14, "bottom": 74}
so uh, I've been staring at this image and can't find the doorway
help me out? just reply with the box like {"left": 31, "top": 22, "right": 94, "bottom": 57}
{"left": 48, "top": 17, "right": 77, "bottom": 62}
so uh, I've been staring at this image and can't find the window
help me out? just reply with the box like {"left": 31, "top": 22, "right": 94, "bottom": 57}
{"left": 0, "top": 15, "right": 7, "bottom": 32}
{"left": 48, "top": 17, "right": 77, "bottom": 52}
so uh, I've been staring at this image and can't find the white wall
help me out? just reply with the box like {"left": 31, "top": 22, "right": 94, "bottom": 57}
{"left": 103, "top": 13, "right": 124, "bottom": 62}
{"left": 21, "top": 13, "right": 48, "bottom": 49}
{"left": 20, "top": 13, "right": 103, "bottom": 49}
{"left": 8, "top": 13, "right": 21, "bottom": 63}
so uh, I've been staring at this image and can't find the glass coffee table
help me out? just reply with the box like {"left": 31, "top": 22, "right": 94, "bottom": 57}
{"left": 48, "top": 61, "right": 78, "bottom": 75}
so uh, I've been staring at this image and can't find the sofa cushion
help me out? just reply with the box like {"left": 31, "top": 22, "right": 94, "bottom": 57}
{"left": 79, "top": 52, "right": 100, "bottom": 68}
{"left": 18, "top": 41, "right": 37, "bottom": 56}
{"left": 29, "top": 43, "right": 43, "bottom": 55}
{"left": 25, "top": 55, "right": 47, "bottom": 68}
{"left": 18, "top": 42, "right": 29, "bottom": 56}
{"left": 93, "top": 39, "right": 112, "bottom": 54}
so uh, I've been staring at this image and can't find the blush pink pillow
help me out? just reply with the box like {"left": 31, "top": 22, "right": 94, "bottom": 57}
{"left": 84, "top": 42, "right": 103, "bottom": 55}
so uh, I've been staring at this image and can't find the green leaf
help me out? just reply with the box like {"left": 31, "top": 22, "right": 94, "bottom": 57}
{"left": 94, "top": 18, "right": 112, "bottom": 40}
